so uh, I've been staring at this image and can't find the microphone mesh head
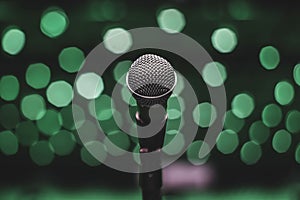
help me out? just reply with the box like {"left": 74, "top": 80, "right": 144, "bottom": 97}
{"left": 127, "top": 54, "right": 176, "bottom": 101}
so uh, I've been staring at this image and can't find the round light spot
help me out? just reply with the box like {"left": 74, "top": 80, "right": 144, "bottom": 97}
{"left": 274, "top": 81, "right": 294, "bottom": 105}
{"left": 211, "top": 28, "right": 237, "bottom": 53}
{"left": 1, "top": 27, "right": 25, "bottom": 55}
{"left": 293, "top": 64, "right": 300, "bottom": 86}
{"left": 295, "top": 144, "right": 300, "bottom": 164}
{"left": 0, "top": 104, "right": 20, "bottom": 129}
{"left": 249, "top": 121, "right": 270, "bottom": 144}
{"left": 103, "top": 28, "right": 132, "bottom": 54}
{"left": 186, "top": 140, "right": 210, "bottom": 165}
{"left": 223, "top": 110, "right": 245, "bottom": 133}
{"left": 285, "top": 110, "right": 300, "bottom": 134}
{"left": 15, "top": 121, "right": 39, "bottom": 146}
{"left": 58, "top": 47, "right": 85, "bottom": 73}
{"left": 21, "top": 94, "right": 46, "bottom": 120}
{"left": 0, "top": 130, "right": 18, "bottom": 155}
{"left": 76, "top": 73, "right": 104, "bottom": 100}
{"left": 29, "top": 141, "right": 55, "bottom": 166}
{"left": 104, "top": 130, "right": 130, "bottom": 156}
{"left": 0, "top": 75, "right": 19, "bottom": 101}
{"left": 26, "top": 63, "right": 51, "bottom": 89}
{"left": 163, "top": 132, "right": 185, "bottom": 156}
{"left": 240, "top": 141, "right": 262, "bottom": 165}
{"left": 232, "top": 93, "right": 255, "bottom": 118}
{"left": 47, "top": 80, "right": 73, "bottom": 107}
{"left": 60, "top": 104, "right": 85, "bottom": 130}
{"left": 202, "top": 62, "right": 227, "bottom": 87}
{"left": 272, "top": 130, "right": 291, "bottom": 153}
{"left": 113, "top": 60, "right": 132, "bottom": 84}
{"left": 40, "top": 8, "right": 68, "bottom": 38}
{"left": 36, "top": 109, "right": 62, "bottom": 136}
{"left": 216, "top": 129, "right": 239, "bottom": 154}
{"left": 193, "top": 102, "right": 217, "bottom": 128}
{"left": 261, "top": 104, "right": 282, "bottom": 127}
{"left": 157, "top": 8, "right": 186, "bottom": 33}
{"left": 49, "top": 130, "right": 76, "bottom": 156}
{"left": 81, "top": 141, "right": 107, "bottom": 166}
{"left": 91, "top": 94, "right": 113, "bottom": 121}
{"left": 259, "top": 46, "right": 280, "bottom": 70}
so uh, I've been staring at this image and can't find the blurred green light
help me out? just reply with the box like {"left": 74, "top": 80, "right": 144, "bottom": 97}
{"left": 26, "top": 63, "right": 51, "bottom": 89}
{"left": 47, "top": 80, "right": 73, "bottom": 107}
{"left": 193, "top": 102, "right": 217, "bottom": 128}
{"left": 77, "top": 120, "right": 98, "bottom": 144}
{"left": 76, "top": 73, "right": 104, "bottom": 100}
{"left": 60, "top": 104, "right": 85, "bottom": 130}
{"left": 186, "top": 140, "right": 210, "bottom": 165}
{"left": 285, "top": 110, "right": 300, "bottom": 133}
{"left": 167, "top": 108, "right": 181, "bottom": 120}
{"left": 294, "top": 64, "right": 300, "bottom": 86}
{"left": 90, "top": 94, "right": 113, "bottom": 120}
{"left": 261, "top": 103, "right": 282, "bottom": 127}
{"left": 295, "top": 144, "right": 300, "bottom": 164}
{"left": 29, "top": 141, "right": 55, "bottom": 166}
{"left": 0, "top": 104, "right": 20, "bottom": 129}
{"left": 15, "top": 121, "right": 39, "bottom": 146}
{"left": 272, "top": 129, "right": 291, "bottom": 153}
{"left": 249, "top": 121, "right": 270, "bottom": 144}
{"left": 21, "top": 94, "right": 46, "bottom": 120}
{"left": 223, "top": 110, "right": 245, "bottom": 133}
{"left": 1, "top": 27, "right": 25, "bottom": 55}
{"left": 104, "top": 130, "right": 130, "bottom": 156}
{"left": 0, "top": 75, "right": 19, "bottom": 101}
{"left": 216, "top": 129, "right": 239, "bottom": 154}
{"left": 121, "top": 86, "right": 137, "bottom": 106}
{"left": 157, "top": 8, "right": 186, "bottom": 34}
{"left": 103, "top": 28, "right": 132, "bottom": 54}
{"left": 173, "top": 73, "right": 185, "bottom": 95}
{"left": 59, "top": 47, "right": 85, "bottom": 73}
{"left": 211, "top": 28, "right": 237, "bottom": 53}
{"left": 228, "top": 0, "right": 254, "bottom": 20}
{"left": 40, "top": 8, "right": 68, "bottom": 38}
{"left": 113, "top": 60, "right": 132, "bottom": 85}
{"left": 81, "top": 141, "right": 107, "bottom": 166}
{"left": 240, "top": 141, "right": 262, "bottom": 165}
{"left": 49, "top": 130, "right": 76, "bottom": 156}
{"left": 202, "top": 62, "right": 227, "bottom": 87}
{"left": 274, "top": 81, "right": 294, "bottom": 105}
{"left": 163, "top": 132, "right": 185, "bottom": 156}
{"left": 36, "top": 109, "right": 62, "bottom": 136}
{"left": 259, "top": 46, "right": 280, "bottom": 70}
{"left": 0, "top": 130, "right": 18, "bottom": 155}
{"left": 231, "top": 93, "right": 255, "bottom": 119}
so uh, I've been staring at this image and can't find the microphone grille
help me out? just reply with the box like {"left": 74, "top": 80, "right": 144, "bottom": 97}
{"left": 127, "top": 54, "right": 176, "bottom": 98}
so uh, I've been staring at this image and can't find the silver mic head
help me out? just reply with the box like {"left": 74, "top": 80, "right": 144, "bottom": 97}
{"left": 126, "top": 54, "right": 177, "bottom": 106}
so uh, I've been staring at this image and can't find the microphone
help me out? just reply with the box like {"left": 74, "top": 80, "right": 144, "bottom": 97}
{"left": 126, "top": 54, "right": 177, "bottom": 200}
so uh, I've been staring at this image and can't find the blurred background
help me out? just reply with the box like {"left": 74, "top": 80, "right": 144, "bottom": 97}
{"left": 0, "top": 0, "right": 300, "bottom": 199}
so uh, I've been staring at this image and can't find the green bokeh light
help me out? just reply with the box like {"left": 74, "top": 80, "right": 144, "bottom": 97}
{"left": 47, "top": 80, "right": 73, "bottom": 107}
{"left": 294, "top": 64, "right": 300, "bottom": 86}
{"left": 15, "top": 121, "right": 39, "bottom": 146}
{"left": 40, "top": 8, "right": 68, "bottom": 38}
{"left": 36, "top": 109, "right": 62, "bottom": 136}
{"left": 113, "top": 60, "right": 132, "bottom": 85}
{"left": 60, "top": 104, "right": 85, "bottom": 130}
{"left": 81, "top": 141, "right": 107, "bottom": 166}
{"left": 0, "top": 75, "right": 19, "bottom": 101}
{"left": 21, "top": 94, "right": 46, "bottom": 120}
{"left": 0, "top": 104, "right": 20, "bottom": 129}
{"left": 104, "top": 130, "right": 130, "bottom": 156}
{"left": 193, "top": 102, "right": 217, "bottom": 128}
{"left": 216, "top": 129, "right": 239, "bottom": 154}
{"left": 261, "top": 103, "right": 282, "bottom": 127}
{"left": 49, "top": 130, "right": 76, "bottom": 156}
{"left": 259, "top": 46, "right": 280, "bottom": 70}
{"left": 186, "top": 140, "right": 210, "bottom": 165}
{"left": 29, "top": 141, "right": 55, "bottom": 166}
{"left": 163, "top": 132, "right": 185, "bottom": 156}
{"left": 121, "top": 86, "right": 137, "bottom": 106}
{"left": 249, "top": 121, "right": 270, "bottom": 144}
{"left": 272, "top": 129, "right": 291, "bottom": 153}
{"left": 58, "top": 47, "right": 85, "bottom": 73}
{"left": 274, "top": 81, "right": 294, "bottom": 105}
{"left": 0, "top": 130, "right": 18, "bottom": 155}
{"left": 77, "top": 120, "right": 98, "bottom": 144}
{"left": 90, "top": 94, "right": 114, "bottom": 121}
{"left": 228, "top": 0, "right": 254, "bottom": 20}
{"left": 232, "top": 93, "right": 255, "bottom": 119}
{"left": 103, "top": 28, "right": 132, "bottom": 54}
{"left": 1, "top": 27, "right": 25, "bottom": 55}
{"left": 76, "top": 73, "right": 104, "bottom": 100}
{"left": 223, "top": 110, "right": 245, "bottom": 133}
{"left": 285, "top": 110, "right": 300, "bottom": 133}
{"left": 202, "top": 62, "right": 227, "bottom": 87}
{"left": 295, "top": 144, "right": 300, "bottom": 164}
{"left": 26, "top": 63, "right": 51, "bottom": 89}
{"left": 211, "top": 28, "right": 237, "bottom": 53}
{"left": 157, "top": 8, "right": 186, "bottom": 33}
{"left": 240, "top": 141, "right": 262, "bottom": 165}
